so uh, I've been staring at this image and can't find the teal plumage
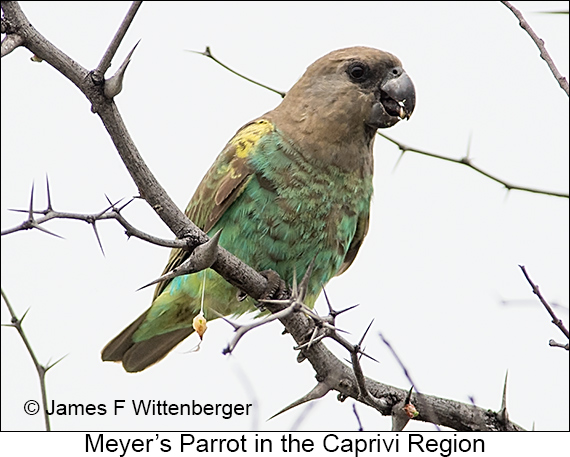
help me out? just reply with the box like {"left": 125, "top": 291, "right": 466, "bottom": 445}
{"left": 102, "top": 47, "right": 415, "bottom": 372}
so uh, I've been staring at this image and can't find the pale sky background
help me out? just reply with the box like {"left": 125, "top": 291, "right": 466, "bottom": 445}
{"left": 1, "top": 0, "right": 568, "bottom": 436}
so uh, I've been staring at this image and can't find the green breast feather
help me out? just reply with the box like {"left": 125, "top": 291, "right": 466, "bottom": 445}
{"left": 133, "top": 119, "right": 372, "bottom": 342}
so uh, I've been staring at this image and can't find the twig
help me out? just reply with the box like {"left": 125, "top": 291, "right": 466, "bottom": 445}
{"left": 92, "top": 1, "right": 143, "bottom": 84}
{"left": 549, "top": 339, "right": 570, "bottom": 350}
{"left": 1, "top": 187, "right": 187, "bottom": 250}
{"left": 1, "top": 32, "right": 24, "bottom": 57}
{"left": 188, "top": 46, "right": 286, "bottom": 98}
{"left": 502, "top": 1, "right": 569, "bottom": 96}
{"left": 352, "top": 404, "right": 364, "bottom": 431}
{"left": 519, "top": 265, "right": 570, "bottom": 345}
{"left": 220, "top": 301, "right": 301, "bottom": 355}
{"left": 349, "top": 331, "right": 389, "bottom": 411}
{"left": 379, "top": 133, "right": 569, "bottom": 199}
{"left": 1, "top": 289, "right": 65, "bottom": 431}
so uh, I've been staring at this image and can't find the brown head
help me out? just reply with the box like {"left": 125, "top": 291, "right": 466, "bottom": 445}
{"left": 266, "top": 46, "right": 415, "bottom": 173}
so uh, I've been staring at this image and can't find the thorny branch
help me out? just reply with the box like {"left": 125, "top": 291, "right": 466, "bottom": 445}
{"left": 0, "top": 1, "right": 545, "bottom": 431}
{"left": 219, "top": 274, "right": 524, "bottom": 430}
{"left": 0, "top": 1, "right": 271, "bottom": 300}
{"left": 502, "top": 1, "right": 569, "bottom": 96}
{"left": 1, "top": 289, "right": 66, "bottom": 431}
{"left": 92, "top": 1, "right": 142, "bottom": 84}
{"left": 1, "top": 178, "right": 185, "bottom": 251}
{"left": 378, "top": 133, "right": 569, "bottom": 199}
{"left": 187, "top": 46, "right": 286, "bottom": 98}
{"left": 519, "top": 265, "right": 570, "bottom": 350}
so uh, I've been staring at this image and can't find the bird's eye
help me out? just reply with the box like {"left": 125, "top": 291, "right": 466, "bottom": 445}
{"left": 348, "top": 62, "right": 368, "bottom": 82}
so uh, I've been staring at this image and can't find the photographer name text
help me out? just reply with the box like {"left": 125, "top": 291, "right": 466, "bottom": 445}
{"left": 46, "top": 400, "right": 251, "bottom": 419}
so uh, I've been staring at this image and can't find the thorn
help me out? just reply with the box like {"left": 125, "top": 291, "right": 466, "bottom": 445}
{"left": 465, "top": 132, "right": 473, "bottom": 160}
{"left": 45, "top": 174, "right": 53, "bottom": 211}
{"left": 257, "top": 298, "right": 294, "bottom": 305}
{"left": 104, "top": 39, "right": 140, "bottom": 98}
{"left": 28, "top": 181, "right": 35, "bottom": 223}
{"left": 96, "top": 197, "right": 125, "bottom": 218}
{"left": 137, "top": 271, "right": 176, "bottom": 291}
{"left": 356, "top": 350, "right": 380, "bottom": 364}
{"left": 405, "top": 386, "right": 414, "bottom": 404}
{"left": 8, "top": 208, "right": 40, "bottom": 214}
{"left": 391, "top": 387, "right": 417, "bottom": 431}
{"left": 34, "top": 224, "right": 64, "bottom": 239}
{"left": 45, "top": 354, "right": 68, "bottom": 372}
{"left": 498, "top": 370, "right": 509, "bottom": 423}
{"left": 346, "top": 349, "right": 380, "bottom": 365}
{"left": 137, "top": 230, "right": 221, "bottom": 291}
{"left": 294, "top": 332, "right": 327, "bottom": 351}
{"left": 290, "top": 268, "right": 298, "bottom": 298}
{"left": 186, "top": 228, "right": 222, "bottom": 271}
{"left": 208, "top": 308, "right": 240, "bottom": 331}
{"left": 91, "top": 222, "right": 105, "bottom": 257}
{"left": 334, "top": 304, "right": 359, "bottom": 318}
{"left": 268, "top": 382, "right": 331, "bottom": 420}
{"left": 321, "top": 286, "right": 359, "bottom": 321}
{"left": 19, "top": 307, "right": 31, "bottom": 324}
{"left": 294, "top": 327, "right": 325, "bottom": 351}
{"left": 116, "top": 198, "right": 134, "bottom": 213}
{"left": 392, "top": 150, "right": 406, "bottom": 174}
{"left": 322, "top": 287, "right": 333, "bottom": 314}
{"left": 358, "top": 319, "right": 375, "bottom": 346}
{"left": 186, "top": 46, "right": 212, "bottom": 58}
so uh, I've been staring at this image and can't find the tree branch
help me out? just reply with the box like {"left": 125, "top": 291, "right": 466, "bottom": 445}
{"left": 378, "top": 133, "right": 569, "bottom": 199}
{"left": 1, "top": 1, "right": 271, "bottom": 300}
{"left": 2, "top": 196, "right": 184, "bottom": 250}
{"left": 1, "top": 289, "right": 66, "bottom": 431}
{"left": 187, "top": 46, "right": 286, "bottom": 98}
{"left": 502, "top": 1, "right": 569, "bottom": 96}
{"left": 519, "top": 265, "right": 570, "bottom": 347}
{"left": 92, "top": 1, "right": 143, "bottom": 85}
{"left": 271, "top": 296, "right": 524, "bottom": 430}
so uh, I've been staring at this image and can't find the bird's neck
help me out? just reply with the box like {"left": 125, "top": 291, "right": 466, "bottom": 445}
{"left": 264, "top": 107, "right": 376, "bottom": 177}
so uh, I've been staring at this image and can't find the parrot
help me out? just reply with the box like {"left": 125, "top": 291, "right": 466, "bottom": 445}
{"left": 101, "top": 46, "right": 415, "bottom": 372}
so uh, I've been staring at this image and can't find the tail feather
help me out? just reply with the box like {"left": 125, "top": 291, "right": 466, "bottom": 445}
{"left": 101, "top": 310, "right": 194, "bottom": 373}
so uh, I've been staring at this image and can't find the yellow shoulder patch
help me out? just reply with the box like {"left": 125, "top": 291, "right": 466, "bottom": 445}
{"left": 232, "top": 119, "right": 274, "bottom": 159}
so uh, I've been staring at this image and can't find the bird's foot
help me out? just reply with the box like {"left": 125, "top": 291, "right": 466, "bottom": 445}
{"left": 259, "top": 269, "right": 289, "bottom": 301}
{"left": 236, "top": 270, "right": 289, "bottom": 308}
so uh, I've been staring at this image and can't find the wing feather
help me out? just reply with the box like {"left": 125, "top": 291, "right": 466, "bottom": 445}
{"left": 153, "top": 119, "right": 274, "bottom": 299}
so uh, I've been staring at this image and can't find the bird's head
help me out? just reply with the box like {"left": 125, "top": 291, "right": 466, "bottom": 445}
{"left": 268, "top": 46, "right": 415, "bottom": 171}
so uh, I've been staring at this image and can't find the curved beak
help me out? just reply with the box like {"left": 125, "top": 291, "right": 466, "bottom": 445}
{"left": 380, "top": 70, "right": 416, "bottom": 120}
{"left": 367, "top": 68, "right": 415, "bottom": 129}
